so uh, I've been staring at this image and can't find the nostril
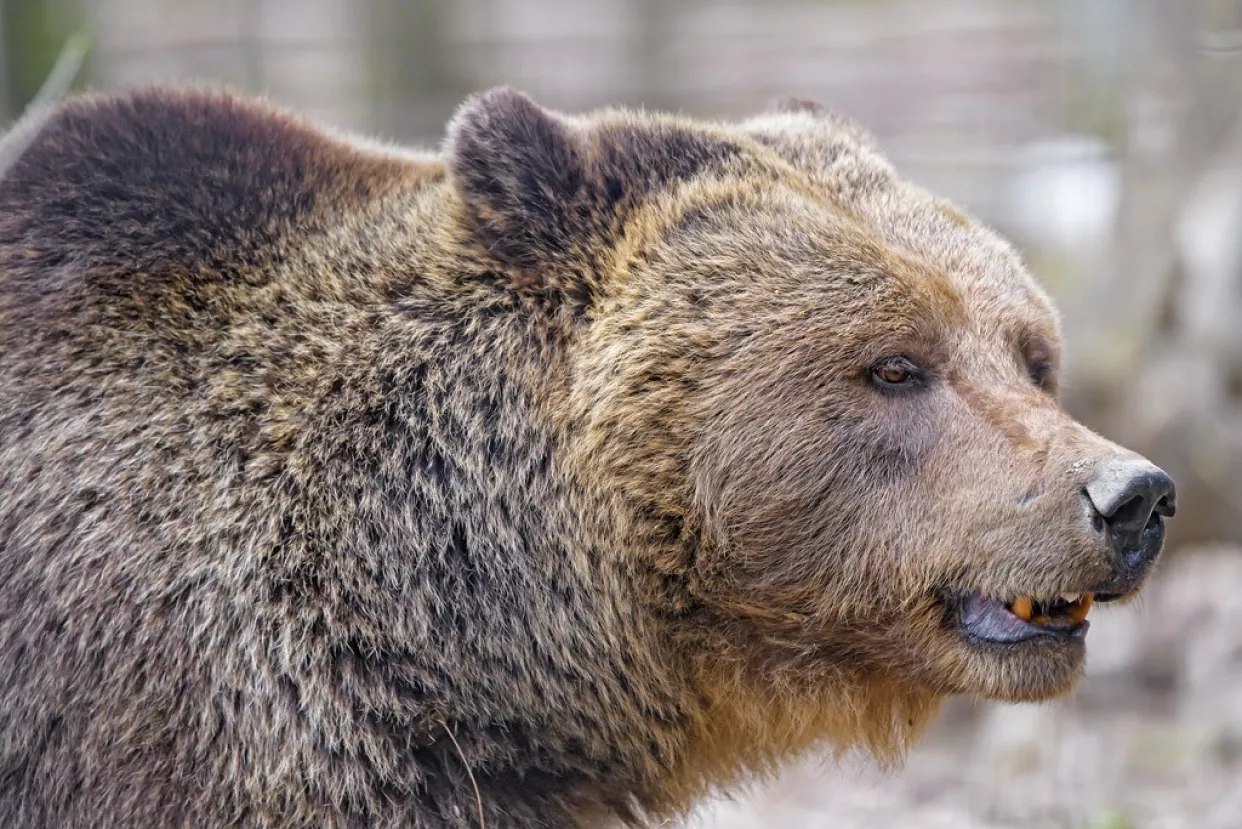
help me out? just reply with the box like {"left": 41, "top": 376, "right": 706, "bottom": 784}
{"left": 1108, "top": 492, "right": 1151, "bottom": 535}
{"left": 1084, "top": 459, "right": 1176, "bottom": 562}
{"left": 1085, "top": 460, "right": 1176, "bottom": 520}
{"left": 1154, "top": 492, "right": 1176, "bottom": 519}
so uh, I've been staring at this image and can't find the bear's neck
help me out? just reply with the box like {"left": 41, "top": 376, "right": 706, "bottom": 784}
{"left": 294, "top": 194, "right": 939, "bottom": 824}
{"left": 284, "top": 223, "right": 697, "bottom": 823}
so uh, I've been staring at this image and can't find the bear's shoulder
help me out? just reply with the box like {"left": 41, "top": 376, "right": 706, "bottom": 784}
{"left": 0, "top": 87, "right": 440, "bottom": 278}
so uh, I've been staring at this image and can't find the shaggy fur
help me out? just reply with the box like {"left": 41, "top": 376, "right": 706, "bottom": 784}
{"left": 0, "top": 88, "right": 1153, "bottom": 827}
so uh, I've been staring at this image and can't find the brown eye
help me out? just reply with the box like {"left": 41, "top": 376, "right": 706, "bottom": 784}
{"left": 878, "top": 363, "right": 909, "bottom": 384}
{"left": 1029, "top": 361, "right": 1055, "bottom": 392}
{"left": 869, "top": 356, "right": 924, "bottom": 392}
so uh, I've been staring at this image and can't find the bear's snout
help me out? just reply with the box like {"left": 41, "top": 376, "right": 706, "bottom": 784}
{"left": 1084, "top": 457, "right": 1177, "bottom": 597}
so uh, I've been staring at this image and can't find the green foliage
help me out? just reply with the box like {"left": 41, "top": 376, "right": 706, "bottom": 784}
{"left": 1, "top": 0, "right": 82, "bottom": 117}
{"left": 1090, "top": 808, "right": 1135, "bottom": 829}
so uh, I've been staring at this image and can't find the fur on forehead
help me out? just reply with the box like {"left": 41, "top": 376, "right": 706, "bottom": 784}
{"left": 742, "top": 97, "right": 1059, "bottom": 336}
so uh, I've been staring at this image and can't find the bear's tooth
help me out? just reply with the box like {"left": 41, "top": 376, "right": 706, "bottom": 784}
{"left": 1059, "top": 592, "right": 1081, "bottom": 604}
{"left": 1068, "top": 593, "right": 1094, "bottom": 623}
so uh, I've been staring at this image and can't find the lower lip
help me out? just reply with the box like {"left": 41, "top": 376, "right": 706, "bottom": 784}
{"left": 962, "top": 621, "right": 1089, "bottom": 647}
{"left": 956, "top": 593, "right": 1090, "bottom": 645}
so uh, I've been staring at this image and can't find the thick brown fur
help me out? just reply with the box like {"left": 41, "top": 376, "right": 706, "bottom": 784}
{"left": 0, "top": 88, "right": 1151, "bottom": 827}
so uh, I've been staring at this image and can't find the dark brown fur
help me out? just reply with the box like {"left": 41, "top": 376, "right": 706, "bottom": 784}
{"left": 0, "top": 88, "right": 1153, "bottom": 826}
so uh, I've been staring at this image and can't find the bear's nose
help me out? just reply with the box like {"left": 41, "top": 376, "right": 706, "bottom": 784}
{"left": 1084, "top": 458, "right": 1176, "bottom": 573}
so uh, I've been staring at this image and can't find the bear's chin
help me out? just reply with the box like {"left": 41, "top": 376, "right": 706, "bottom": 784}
{"left": 920, "top": 614, "right": 1088, "bottom": 702}
{"left": 953, "top": 634, "right": 1087, "bottom": 702}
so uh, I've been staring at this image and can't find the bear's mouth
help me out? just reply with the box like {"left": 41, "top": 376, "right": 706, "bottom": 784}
{"left": 956, "top": 591, "right": 1113, "bottom": 644}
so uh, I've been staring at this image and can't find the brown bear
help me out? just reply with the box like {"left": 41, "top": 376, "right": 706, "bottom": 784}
{"left": 0, "top": 87, "right": 1176, "bottom": 827}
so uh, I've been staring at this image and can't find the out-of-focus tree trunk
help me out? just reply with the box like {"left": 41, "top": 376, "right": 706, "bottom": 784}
{"left": 366, "top": 0, "right": 465, "bottom": 141}
{"left": 631, "top": 0, "right": 675, "bottom": 110}
{"left": 0, "top": 1, "right": 10, "bottom": 123}
{"left": 1064, "top": 0, "right": 1242, "bottom": 546}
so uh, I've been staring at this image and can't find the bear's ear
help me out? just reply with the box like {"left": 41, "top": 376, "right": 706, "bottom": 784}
{"left": 740, "top": 97, "right": 888, "bottom": 191}
{"left": 745, "top": 97, "right": 878, "bottom": 152}
{"left": 447, "top": 88, "right": 596, "bottom": 276}
{"left": 771, "top": 97, "right": 829, "bottom": 116}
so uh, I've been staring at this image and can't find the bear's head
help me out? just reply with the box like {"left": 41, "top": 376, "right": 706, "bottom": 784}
{"left": 447, "top": 89, "right": 1176, "bottom": 760}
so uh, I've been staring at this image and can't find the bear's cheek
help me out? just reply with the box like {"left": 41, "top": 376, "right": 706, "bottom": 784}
{"left": 693, "top": 392, "right": 946, "bottom": 606}
{"left": 705, "top": 400, "right": 1090, "bottom": 617}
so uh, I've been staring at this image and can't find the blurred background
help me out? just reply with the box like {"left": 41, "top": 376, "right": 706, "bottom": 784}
{"left": 2, "top": 1, "right": 1240, "bottom": 826}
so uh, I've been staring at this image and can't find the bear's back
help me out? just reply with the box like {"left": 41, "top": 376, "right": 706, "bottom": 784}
{"left": 0, "top": 90, "right": 457, "bottom": 826}
{"left": 0, "top": 89, "right": 631, "bottom": 828}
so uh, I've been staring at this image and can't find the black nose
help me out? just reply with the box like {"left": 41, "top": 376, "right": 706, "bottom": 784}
{"left": 1084, "top": 458, "right": 1176, "bottom": 571}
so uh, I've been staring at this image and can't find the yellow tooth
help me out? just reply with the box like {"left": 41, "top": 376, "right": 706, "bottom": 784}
{"left": 1010, "top": 596, "right": 1033, "bottom": 622}
{"left": 1068, "top": 593, "right": 1094, "bottom": 623}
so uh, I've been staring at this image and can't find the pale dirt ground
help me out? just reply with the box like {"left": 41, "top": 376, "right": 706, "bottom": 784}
{"left": 684, "top": 546, "right": 1242, "bottom": 829}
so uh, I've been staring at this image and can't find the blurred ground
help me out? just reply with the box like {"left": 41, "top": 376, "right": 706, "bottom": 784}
{"left": 688, "top": 545, "right": 1242, "bottom": 829}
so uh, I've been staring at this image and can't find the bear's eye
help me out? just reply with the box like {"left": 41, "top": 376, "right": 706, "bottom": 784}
{"left": 869, "top": 356, "right": 923, "bottom": 392}
{"left": 1029, "top": 361, "right": 1056, "bottom": 392}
